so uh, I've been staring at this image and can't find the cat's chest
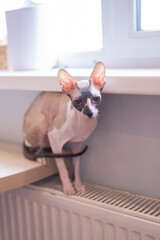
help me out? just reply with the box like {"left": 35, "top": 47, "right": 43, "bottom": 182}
{"left": 64, "top": 113, "right": 96, "bottom": 140}
{"left": 69, "top": 116, "right": 97, "bottom": 142}
{"left": 49, "top": 109, "right": 97, "bottom": 147}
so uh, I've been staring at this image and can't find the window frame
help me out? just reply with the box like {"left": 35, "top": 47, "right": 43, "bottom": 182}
{"left": 131, "top": 0, "right": 160, "bottom": 38}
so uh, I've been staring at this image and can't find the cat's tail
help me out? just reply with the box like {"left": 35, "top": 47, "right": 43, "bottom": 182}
{"left": 23, "top": 142, "right": 88, "bottom": 161}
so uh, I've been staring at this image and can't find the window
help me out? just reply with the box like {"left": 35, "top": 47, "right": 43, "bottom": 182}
{"left": 137, "top": 0, "right": 160, "bottom": 31}
{"left": 59, "top": 0, "right": 160, "bottom": 68}
{"left": 1, "top": 0, "right": 160, "bottom": 68}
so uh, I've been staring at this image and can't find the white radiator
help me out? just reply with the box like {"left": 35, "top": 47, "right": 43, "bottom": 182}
{"left": 0, "top": 176, "right": 160, "bottom": 240}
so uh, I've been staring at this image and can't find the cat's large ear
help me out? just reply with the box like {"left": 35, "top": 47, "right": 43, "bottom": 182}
{"left": 58, "top": 69, "right": 78, "bottom": 94}
{"left": 90, "top": 62, "right": 106, "bottom": 91}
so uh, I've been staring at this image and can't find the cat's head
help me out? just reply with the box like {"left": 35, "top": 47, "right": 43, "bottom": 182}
{"left": 58, "top": 62, "right": 106, "bottom": 118}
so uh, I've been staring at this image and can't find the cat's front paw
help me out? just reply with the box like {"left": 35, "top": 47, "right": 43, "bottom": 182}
{"left": 63, "top": 182, "right": 75, "bottom": 195}
{"left": 37, "top": 157, "right": 51, "bottom": 167}
{"left": 74, "top": 182, "right": 86, "bottom": 194}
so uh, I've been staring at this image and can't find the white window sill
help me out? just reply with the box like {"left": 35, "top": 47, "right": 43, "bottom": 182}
{"left": 0, "top": 141, "right": 57, "bottom": 193}
{"left": 0, "top": 141, "right": 70, "bottom": 193}
{"left": 1, "top": 68, "right": 160, "bottom": 95}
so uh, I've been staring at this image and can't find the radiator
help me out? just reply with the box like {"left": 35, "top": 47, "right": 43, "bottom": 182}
{"left": 0, "top": 176, "right": 160, "bottom": 240}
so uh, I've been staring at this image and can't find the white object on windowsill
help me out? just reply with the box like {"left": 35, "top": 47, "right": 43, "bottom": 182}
{"left": 5, "top": 0, "right": 56, "bottom": 71}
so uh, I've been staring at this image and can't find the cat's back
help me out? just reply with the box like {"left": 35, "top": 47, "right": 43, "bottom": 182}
{"left": 25, "top": 91, "right": 70, "bottom": 117}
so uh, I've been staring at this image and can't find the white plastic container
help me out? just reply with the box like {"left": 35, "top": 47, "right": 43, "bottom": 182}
{"left": 5, "top": 1, "right": 56, "bottom": 70}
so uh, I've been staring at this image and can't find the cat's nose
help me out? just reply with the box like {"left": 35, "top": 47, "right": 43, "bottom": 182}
{"left": 83, "top": 106, "right": 93, "bottom": 118}
{"left": 87, "top": 112, "right": 93, "bottom": 118}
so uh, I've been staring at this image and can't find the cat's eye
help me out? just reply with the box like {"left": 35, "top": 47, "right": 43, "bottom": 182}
{"left": 92, "top": 96, "right": 100, "bottom": 103}
{"left": 74, "top": 99, "right": 83, "bottom": 105}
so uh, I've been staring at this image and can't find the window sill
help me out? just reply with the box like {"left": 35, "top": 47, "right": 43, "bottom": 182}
{"left": 0, "top": 141, "right": 58, "bottom": 193}
{"left": 1, "top": 68, "right": 160, "bottom": 95}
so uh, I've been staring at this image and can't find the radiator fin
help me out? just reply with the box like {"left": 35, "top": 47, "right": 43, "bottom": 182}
{"left": 41, "top": 204, "right": 52, "bottom": 240}
{"left": 61, "top": 210, "right": 71, "bottom": 240}
{"left": 82, "top": 216, "right": 92, "bottom": 240}
{"left": 71, "top": 212, "right": 82, "bottom": 240}
{"left": 131, "top": 231, "right": 141, "bottom": 240}
{"left": 105, "top": 224, "right": 116, "bottom": 240}
{"left": 118, "top": 227, "right": 128, "bottom": 240}
{"left": 51, "top": 207, "right": 61, "bottom": 240}
{"left": 24, "top": 198, "right": 35, "bottom": 240}
{"left": 93, "top": 219, "right": 104, "bottom": 240}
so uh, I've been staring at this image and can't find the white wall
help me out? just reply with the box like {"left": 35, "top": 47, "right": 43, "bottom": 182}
{"left": 0, "top": 90, "right": 39, "bottom": 143}
{"left": 1, "top": 90, "right": 160, "bottom": 199}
